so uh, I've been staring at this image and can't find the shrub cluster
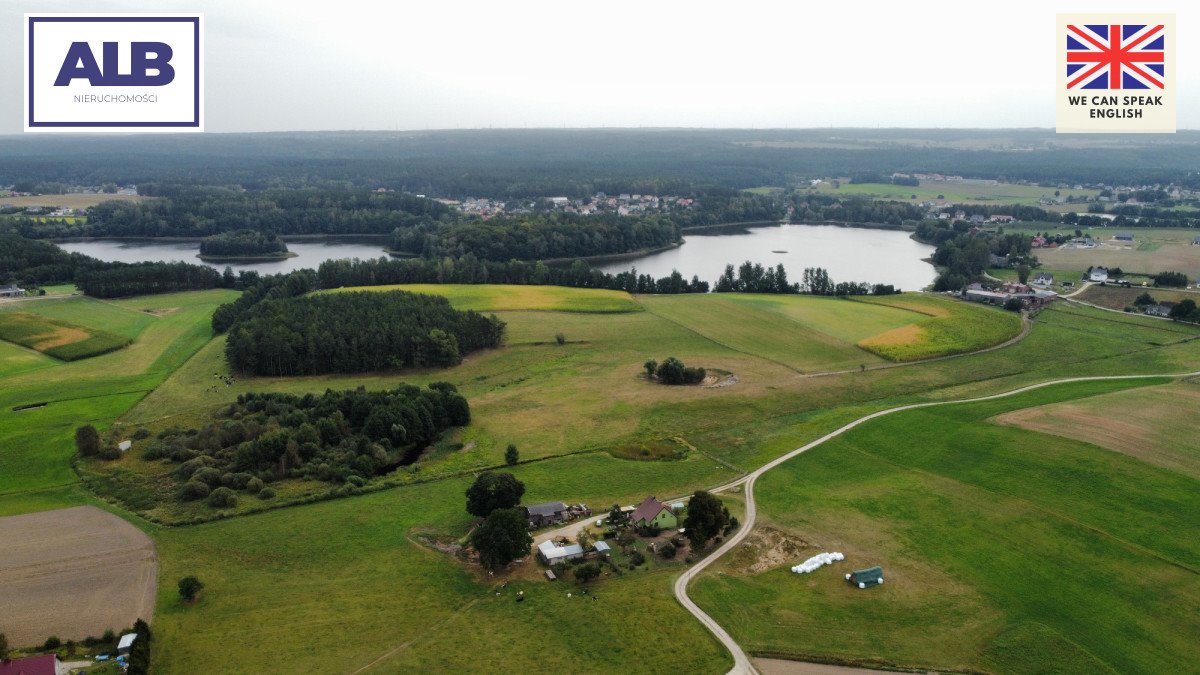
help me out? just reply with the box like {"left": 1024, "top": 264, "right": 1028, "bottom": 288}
{"left": 144, "top": 383, "right": 470, "bottom": 504}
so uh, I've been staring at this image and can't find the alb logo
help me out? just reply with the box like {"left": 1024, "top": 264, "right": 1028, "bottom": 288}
{"left": 25, "top": 14, "right": 203, "bottom": 132}
{"left": 55, "top": 42, "right": 176, "bottom": 87}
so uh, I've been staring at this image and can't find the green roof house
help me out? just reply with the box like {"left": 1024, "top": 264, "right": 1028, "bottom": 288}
{"left": 630, "top": 496, "right": 677, "bottom": 530}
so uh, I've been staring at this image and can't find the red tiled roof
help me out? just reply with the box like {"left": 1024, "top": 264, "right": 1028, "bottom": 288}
{"left": 0, "top": 655, "right": 59, "bottom": 675}
{"left": 630, "top": 496, "right": 669, "bottom": 524}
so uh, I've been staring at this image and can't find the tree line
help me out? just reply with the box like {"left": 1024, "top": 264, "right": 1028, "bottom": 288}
{"left": 714, "top": 261, "right": 901, "bottom": 296}
{"left": 224, "top": 290, "right": 505, "bottom": 376}
{"left": 142, "top": 383, "right": 470, "bottom": 505}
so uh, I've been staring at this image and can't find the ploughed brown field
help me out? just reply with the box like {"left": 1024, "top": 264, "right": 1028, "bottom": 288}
{"left": 0, "top": 506, "right": 156, "bottom": 646}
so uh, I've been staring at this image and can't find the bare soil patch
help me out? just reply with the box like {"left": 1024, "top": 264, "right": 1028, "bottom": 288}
{"left": 724, "top": 526, "right": 811, "bottom": 575}
{"left": 0, "top": 506, "right": 156, "bottom": 646}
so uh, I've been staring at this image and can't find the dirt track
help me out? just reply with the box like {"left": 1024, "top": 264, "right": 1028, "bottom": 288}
{"left": 0, "top": 506, "right": 156, "bottom": 646}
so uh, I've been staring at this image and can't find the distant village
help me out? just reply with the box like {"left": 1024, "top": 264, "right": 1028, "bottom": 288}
{"left": 419, "top": 192, "right": 699, "bottom": 220}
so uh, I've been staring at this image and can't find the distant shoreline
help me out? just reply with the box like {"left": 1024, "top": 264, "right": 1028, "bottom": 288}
{"left": 196, "top": 251, "right": 299, "bottom": 263}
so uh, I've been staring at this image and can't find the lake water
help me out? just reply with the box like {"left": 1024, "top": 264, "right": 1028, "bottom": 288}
{"left": 55, "top": 225, "right": 937, "bottom": 290}
{"left": 598, "top": 223, "right": 937, "bottom": 291}
{"left": 55, "top": 237, "right": 395, "bottom": 275}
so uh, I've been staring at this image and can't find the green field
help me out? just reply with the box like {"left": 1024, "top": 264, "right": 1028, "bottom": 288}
{"left": 810, "top": 180, "right": 1098, "bottom": 206}
{"left": 323, "top": 283, "right": 642, "bottom": 313}
{"left": 0, "top": 291, "right": 238, "bottom": 497}
{"left": 855, "top": 294, "right": 1024, "bottom": 362}
{"left": 0, "top": 310, "right": 131, "bottom": 361}
{"left": 4, "top": 283, "right": 1200, "bottom": 672}
{"left": 691, "top": 378, "right": 1200, "bottom": 673}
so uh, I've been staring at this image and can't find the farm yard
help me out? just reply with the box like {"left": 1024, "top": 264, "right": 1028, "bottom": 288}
{"left": 0, "top": 505, "right": 156, "bottom": 646}
{"left": 2, "top": 282, "right": 1200, "bottom": 673}
{"left": 1005, "top": 225, "right": 1200, "bottom": 279}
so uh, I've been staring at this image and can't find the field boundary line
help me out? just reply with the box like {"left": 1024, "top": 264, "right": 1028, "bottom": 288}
{"left": 674, "top": 370, "right": 1200, "bottom": 675}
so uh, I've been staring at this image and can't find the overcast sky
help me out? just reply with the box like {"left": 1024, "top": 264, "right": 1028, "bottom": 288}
{"left": 4, "top": 0, "right": 1198, "bottom": 133}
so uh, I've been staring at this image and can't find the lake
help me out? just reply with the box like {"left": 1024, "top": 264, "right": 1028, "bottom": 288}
{"left": 54, "top": 225, "right": 937, "bottom": 290}
{"left": 55, "top": 237, "right": 395, "bottom": 275}
{"left": 599, "top": 224, "right": 936, "bottom": 291}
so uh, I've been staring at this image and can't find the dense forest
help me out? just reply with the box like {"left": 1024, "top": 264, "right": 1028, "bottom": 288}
{"left": 315, "top": 256, "right": 710, "bottom": 296}
{"left": 146, "top": 383, "right": 471, "bottom": 504}
{"left": 390, "top": 212, "right": 680, "bottom": 260}
{"left": 199, "top": 230, "right": 290, "bottom": 258}
{"left": 224, "top": 290, "right": 506, "bottom": 376}
{"left": 3, "top": 129, "right": 1200, "bottom": 195}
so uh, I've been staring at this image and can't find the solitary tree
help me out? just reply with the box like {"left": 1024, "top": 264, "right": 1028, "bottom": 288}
{"left": 465, "top": 472, "right": 525, "bottom": 518}
{"left": 470, "top": 507, "right": 533, "bottom": 570}
{"left": 504, "top": 444, "right": 519, "bottom": 466}
{"left": 555, "top": 332, "right": 566, "bottom": 345}
{"left": 1016, "top": 265, "right": 1031, "bottom": 284}
{"left": 683, "top": 491, "right": 730, "bottom": 549}
{"left": 178, "top": 575, "right": 205, "bottom": 603}
{"left": 643, "top": 359, "right": 657, "bottom": 379}
{"left": 607, "top": 503, "right": 629, "bottom": 528}
{"left": 75, "top": 425, "right": 101, "bottom": 457}
{"left": 0, "top": 632, "right": 8, "bottom": 661}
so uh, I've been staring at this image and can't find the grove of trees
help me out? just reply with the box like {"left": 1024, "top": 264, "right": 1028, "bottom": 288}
{"left": 223, "top": 290, "right": 505, "bottom": 376}
{"left": 199, "top": 229, "right": 289, "bottom": 258}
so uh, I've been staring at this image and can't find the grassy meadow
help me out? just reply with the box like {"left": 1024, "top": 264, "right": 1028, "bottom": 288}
{"left": 690, "top": 378, "right": 1200, "bottom": 673}
{"left": 0, "top": 310, "right": 131, "bottom": 361}
{"left": 808, "top": 180, "right": 1097, "bottom": 206}
{"left": 4, "top": 283, "right": 1200, "bottom": 672}
{"left": 322, "top": 283, "right": 642, "bottom": 313}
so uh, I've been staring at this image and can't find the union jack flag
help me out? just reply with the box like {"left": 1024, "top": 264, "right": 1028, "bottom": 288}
{"left": 1066, "top": 24, "right": 1165, "bottom": 90}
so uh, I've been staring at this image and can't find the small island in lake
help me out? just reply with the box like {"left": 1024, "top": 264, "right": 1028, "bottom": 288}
{"left": 198, "top": 230, "right": 295, "bottom": 262}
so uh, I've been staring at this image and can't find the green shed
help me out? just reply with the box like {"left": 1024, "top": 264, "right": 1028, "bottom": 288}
{"left": 846, "top": 566, "right": 884, "bottom": 589}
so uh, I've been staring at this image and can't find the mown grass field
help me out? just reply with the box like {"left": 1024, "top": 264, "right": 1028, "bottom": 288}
{"left": 323, "top": 283, "right": 642, "bottom": 313}
{"left": 691, "top": 378, "right": 1200, "bottom": 673}
{"left": 994, "top": 381, "right": 1200, "bottom": 480}
{"left": 0, "top": 310, "right": 131, "bottom": 361}
{"left": 809, "top": 180, "right": 1097, "bottom": 206}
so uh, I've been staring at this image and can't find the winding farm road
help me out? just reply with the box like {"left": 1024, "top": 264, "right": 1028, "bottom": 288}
{"left": 674, "top": 370, "right": 1200, "bottom": 675}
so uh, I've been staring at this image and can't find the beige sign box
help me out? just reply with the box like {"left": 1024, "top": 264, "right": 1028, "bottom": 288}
{"left": 1056, "top": 14, "right": 1175, "bottom": 133}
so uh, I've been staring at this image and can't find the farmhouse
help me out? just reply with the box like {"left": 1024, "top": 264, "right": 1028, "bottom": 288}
{"left": 525, "top": 502, "right": 570, "bottom": 527}
{"left": 630, "top": 496, "right": 678, "bottom": 530}
{"left": 1146, "top": 304, "right": 1172, "bottom": 317}
{"left": 1193, "top": 236, "right": 1200, "bottom": 246}
{"left": 0, "top": 655, "right": 62, "bottom": 675}
{"left": 0, "top": 284, "right": 25, "bottom": 298}
{"left": 1088, "top": 267, "right": 1109, "bottom": 282}
{"left": 537, "top": 539, "right": 584, "bottom": 564}
{"left": 1114, "top": 232, "right": 1135, "bottom": 241}
{"left": 988, "top": 214, "right": 1015, "bottom": 223}
{"left": 1032, "top": 272, "right": 1054, "bottom": 286}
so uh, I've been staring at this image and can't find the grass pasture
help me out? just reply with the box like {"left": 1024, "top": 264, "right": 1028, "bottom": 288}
{"left": 810, "top": 180, "right": 1097, "bottom": 206}
{"left": 691, "top": 378, "right": 1200, "bottom": 673}
{"left": 0, "top": 310, "right": 131, "bottom": 361}
{"left": 323, "top": 283, "right": 642, "bottom": 313}
{"left": 1076, "top": 283, "right": 1200, "bottom": 311}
